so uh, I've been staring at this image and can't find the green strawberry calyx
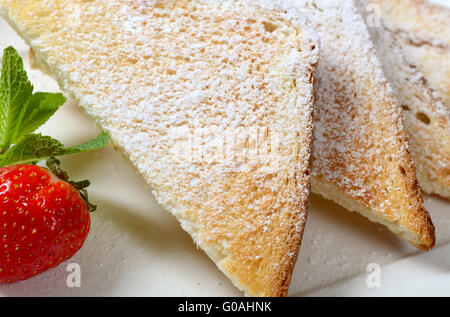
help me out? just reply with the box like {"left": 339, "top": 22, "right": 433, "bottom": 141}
{"left": 46, "top": 157, "right": 97, "bottom": 212}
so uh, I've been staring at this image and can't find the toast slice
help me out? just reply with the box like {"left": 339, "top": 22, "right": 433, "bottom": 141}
{"left": 290, "top": 0, "right": 435, "bottom": 250}
{"left": 355, "top": 0, "right": 450, "bottom": 198}
{"left": 366, "top": 0, "right": 450, "bottom": 108}
{"left": 0, "top": 0, "right": 319, "bottom": 296}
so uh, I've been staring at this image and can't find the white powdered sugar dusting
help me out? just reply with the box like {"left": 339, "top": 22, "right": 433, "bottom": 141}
{"left": 291, "top": 0, "right": 426, "bottom": 220}
{"left": 356, "top": 0, "right": 450, "bottom": 197}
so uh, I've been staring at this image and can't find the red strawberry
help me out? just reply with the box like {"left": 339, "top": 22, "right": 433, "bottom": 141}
{"left": 0, "top": 162, "right": 92, "bottom": 283}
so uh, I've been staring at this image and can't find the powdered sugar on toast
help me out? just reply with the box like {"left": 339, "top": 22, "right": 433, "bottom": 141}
{"left": 355, "top": 0, "right": 450, "bottom": 198}
{"left": 291, "top": 0, "right": 434, "bottom": 249}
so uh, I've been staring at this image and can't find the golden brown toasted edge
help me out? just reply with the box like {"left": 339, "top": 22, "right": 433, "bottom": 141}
{"left": 311, "top": 177, "right": 435, "bottom": 251}
{"left": 215, "top": 1, "right": 319, "bottom": 296}
{"left": 293, "top": 0, "right": 435, "bottom": 251}
{"left": 311, "top": 141, "right": 435, "bottom": 251}
{"left": 355, "top": 0, "right": 450, "bottom": 198}
{"left": 0, "top": 0, "right": 320, "bottom": 297}
{"left": 380, "top": 113, "right": 436, "bottom": 250}
{"left": 222, "top": 178, "right": 312, "bottom": 297}
{"left": 194, "top": 0, "right": 320, "bottom": 297}
{"left": 240, "top": 90, "right": 315, "bottom": 296}
{"left": 351, "top": 2, "right": 436, "bottom": 251}
{"left": 397, "top": 150, "right": 435, "bottom": 251}
{"left": 364, "top": 91, "right": 435, "bottom": 250}
{"left": 310, "top": 128, "right": 435, "bottom": 251}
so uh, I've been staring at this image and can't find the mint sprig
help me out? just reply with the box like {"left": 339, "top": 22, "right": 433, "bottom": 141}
{"left": 0, "top": 46, "right": 64, "bottom": 152}
{"left": 0, "top": 46, "right": 108, "bottom": 167}
{"left": 0, "top": 132, "right": 109, "bottom": 166}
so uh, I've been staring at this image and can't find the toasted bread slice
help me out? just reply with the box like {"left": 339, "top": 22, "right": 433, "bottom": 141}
{"left": 355, "top": 0, "right": 450, "bottom": 198}
{"left": 290, "top": 0, "right": 435, "bottom": 250}
{"left": 0, "top": 0, "right": 319, "bottom": 296}
{"left": 366, "top": 0, "right": 450, "bottom": 108}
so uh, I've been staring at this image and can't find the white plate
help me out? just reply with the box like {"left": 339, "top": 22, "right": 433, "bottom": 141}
{"left": 0, "top": 1, "right": 449, "bottom": 296}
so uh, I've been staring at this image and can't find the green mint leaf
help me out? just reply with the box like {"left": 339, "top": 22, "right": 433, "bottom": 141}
{"left": 0, "top": 134, "right": 65, "bottom": 166}
{"left": 67, "top": 131, "right": 109, "bottom": 153}
{"left": 16, "top": 92, "right": 66, "bottom": 140}
{"left": 0, "top": 46, "right": 33, "bottom": 151}
{"left": 0, "top": 131, "right": 109, "bottom": 167}
{"left": 0, "top": 47, "right": 66, "bottom": 152}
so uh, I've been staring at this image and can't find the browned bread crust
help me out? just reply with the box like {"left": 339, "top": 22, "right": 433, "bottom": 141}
{"left": 291, "top": 0, "right": 435, "bottom": 250}
{"left": 356, "top": 0, "right": 450, "bottom": 199}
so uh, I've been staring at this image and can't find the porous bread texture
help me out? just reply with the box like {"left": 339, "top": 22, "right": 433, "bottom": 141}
{"left": 366, "top": 0, "right": 450, "bottom": 107}
{"left": 355, "top": 0, "right": 450, "bottom": 199}
{"left": 0, "top": 0, "right": 319, "bottom": 296}
{"left": 290, "top": 0, "right": 435, "bottom": 250}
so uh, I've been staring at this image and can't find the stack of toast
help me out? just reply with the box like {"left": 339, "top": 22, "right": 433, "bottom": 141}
{"left": 0, "top": 0, "right": 448, "bottom": 296}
